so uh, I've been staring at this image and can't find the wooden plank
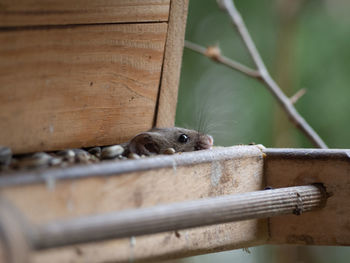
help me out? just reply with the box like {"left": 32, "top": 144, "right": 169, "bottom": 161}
{"left": 29, "top": 185, "right": 324, "bottom": 250}
{"left": 155, "top": 0, "right": 188, "bottom": 127}
{"left": 0, "top": 23, "right": 167, "bottom": 154}
{"left": 0, "top": 146, "right": 268, "bottom": 262}
{"left": 0, "top": 0, "right": 170, "bottom": 27}
{"left": 265, "top": 149, "right": 350, "bottom": 246}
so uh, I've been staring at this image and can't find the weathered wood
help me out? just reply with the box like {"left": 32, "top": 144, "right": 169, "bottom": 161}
{"left": 264, "top": 148, "right": 350, "bottom": 246}
{"left": 0, "top": 199, "right": 31, "bottom": 263}
{"left": 0, "top": 0, "right": 170, "bottom": 27}
{"left": 0, "top": 146, "right": 267, "bottom": 262}
{"left": 2, "top": 146, "right": 348, "bottom": 262}
{"left": 155, "top": 0, "right": 189, "bottom": 127}
{"left": 30, "top": 185, "right": 325, "bottom": 250}
{"left": 0, "top": 23, "right": 167, "bottom": 154}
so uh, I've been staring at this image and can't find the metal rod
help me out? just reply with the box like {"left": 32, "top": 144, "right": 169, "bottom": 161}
{"left": 30, "top": 185, "right": 327, "bottom": 250}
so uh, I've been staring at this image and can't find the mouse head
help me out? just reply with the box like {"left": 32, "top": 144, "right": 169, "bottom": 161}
{"left": 128, "top": 127, "right": 214, "bottom": 156}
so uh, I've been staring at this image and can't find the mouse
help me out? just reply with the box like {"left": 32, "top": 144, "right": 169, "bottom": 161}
{"left": 124, "top": 127, "right": 214, "bottom": 156}
{"left": 1, "top": 128, "right": 214, "bottom": 170}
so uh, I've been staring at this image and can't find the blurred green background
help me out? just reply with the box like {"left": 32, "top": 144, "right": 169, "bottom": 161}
{"left": 175, "top": 0, "right": 350, "bottom": 262}
{"left": 176, "top": 0, "right": 350, "bottom": 149}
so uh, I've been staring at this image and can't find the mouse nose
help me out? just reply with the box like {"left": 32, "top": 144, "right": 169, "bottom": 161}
{"left": 207, "top": 135, "right": 214, "bottom": 147}
{"left": 198, "top": 134, "right": 214, "bottom": 150}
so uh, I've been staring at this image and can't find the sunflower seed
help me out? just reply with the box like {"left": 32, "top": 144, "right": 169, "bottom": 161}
{"left": 101, "top": 145, "right": 124, "bottom": 159}
{"left": 17, "top": 152, "right": 52, "bottom": 169}
{"left": 88, "top": 147, "right": 101, "bottom": 158}
{"left": 163, "top": 148, "right": 176, "bottom": 155}
{"left": 128, "top": 153, "right": 140, "bottom": 159}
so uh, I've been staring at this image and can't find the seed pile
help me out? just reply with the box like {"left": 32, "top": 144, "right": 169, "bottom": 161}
{"left": 0, "top": 145, "right": 176, "bottom": 173}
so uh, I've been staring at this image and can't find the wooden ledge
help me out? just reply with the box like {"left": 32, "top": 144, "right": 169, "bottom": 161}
{"left": 1, "top": 146, "right": 350, "bottom": 262}
{"left": 0, "top": 145, "right": 266, "bottom": 263}
{"left": 264, "top": 148, "right": 350, "bottom": 246}
{"left": 0, "top": 145, "right": 264, "bottom": 187}
{"left": 265, "top": 148, "right": 350, "bottom": 160}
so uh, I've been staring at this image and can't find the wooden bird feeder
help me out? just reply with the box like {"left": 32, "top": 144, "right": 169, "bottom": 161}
{"left": 1, "top": 1, "right": 350, "bottom": 263}
{"left": 0, "top": 0, "right": 187, "bottom": 154}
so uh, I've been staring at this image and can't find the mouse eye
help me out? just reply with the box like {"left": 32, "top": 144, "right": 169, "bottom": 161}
{"left": 178, "top": 134, "right": 189, "bottom": 143}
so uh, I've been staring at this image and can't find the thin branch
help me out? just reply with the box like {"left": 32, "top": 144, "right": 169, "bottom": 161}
{"left": 186, "top": 0, "right": 327, "bottom": 148}
{"left": 217, "top": 0, "right": 267, "bottom": 74}
{"left": 290, "top": 88, "right": 307, "bottom": 104}
{"left": 219, "top": 0, "right": 327, "bottom": 148}
{"left": 185, "top": 39, "right": 327, "bottom": 148}
{"left": 184, "top": 40, "right": 260, "bottom": 78}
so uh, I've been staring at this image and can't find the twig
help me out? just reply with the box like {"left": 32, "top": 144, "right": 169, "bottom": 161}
{"left": 184, "top": 41, "right": 260, "bottom": 78}
{"left": 220, "top": 0, "right": 327, "bottom": 148}
{"left": 185, "top": 0, "right": 328, "bottom": 149}
{"left": 290, "top": 89, "right": 307, "bottom": 104}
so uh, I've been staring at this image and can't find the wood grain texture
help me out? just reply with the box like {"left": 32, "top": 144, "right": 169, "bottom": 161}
{"left": 265, "top": 148, "right": 350, "bottom": 246}
{"left": 0, "top": 0, "right": 170, "bottom": 27}
{"left": 0, "top": 146, "right": 267, "bottom": 262}
{"left": 31, "top": 185, "right": 324, "bottom": 249}
{"left": 155, "top": 0, "right": 188, "bottom": 127}
{"left": 0, "top": 23, "right": 167, "bottom": 154}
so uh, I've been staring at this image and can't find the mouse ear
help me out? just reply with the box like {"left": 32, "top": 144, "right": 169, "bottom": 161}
{"left": 128, "top": 132, "right": 160, "bottom": 156}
